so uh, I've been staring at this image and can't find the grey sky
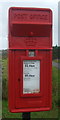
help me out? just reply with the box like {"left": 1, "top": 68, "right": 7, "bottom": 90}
{"left": 58, "top": 1, "right": 60, "bottom": 46}
{"left": 0, "top": 0, "right": 59, "bottom": 49}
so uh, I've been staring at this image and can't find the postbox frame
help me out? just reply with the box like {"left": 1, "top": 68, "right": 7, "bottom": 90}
{"left": 20, "top": 56, "right": 43, "bottom": 98}
{"left": 8, "top": 7, "right": 52, "bottom": 113}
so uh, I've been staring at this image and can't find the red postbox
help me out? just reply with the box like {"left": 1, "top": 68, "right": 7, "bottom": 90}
{"left": 8, "top": 7, "right": 52, "bottom": 113}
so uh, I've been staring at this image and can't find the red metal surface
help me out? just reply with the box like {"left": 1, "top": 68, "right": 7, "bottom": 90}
{"left": 8, "top": 7, "right": 52, "bottom": 113}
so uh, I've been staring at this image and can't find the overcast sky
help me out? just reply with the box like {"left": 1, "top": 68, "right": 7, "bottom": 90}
{"left": 58, "top": 1, "right": 60, "bottom": 46}
{"left": 0, "top": 0, "right": 59, "bottom": 49}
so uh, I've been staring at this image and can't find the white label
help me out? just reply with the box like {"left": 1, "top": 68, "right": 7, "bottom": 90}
{"left": 23, "top": 60, "right": 40, "bottom": 94}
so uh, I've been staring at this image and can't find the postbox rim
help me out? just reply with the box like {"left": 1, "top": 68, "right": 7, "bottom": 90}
{"left": 9, "top": 7, "right": 52, "bottom": 13}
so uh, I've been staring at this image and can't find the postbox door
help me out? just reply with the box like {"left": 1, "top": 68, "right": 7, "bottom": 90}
{"left": 13, "top": 50, "right": 52, "bottom": 109}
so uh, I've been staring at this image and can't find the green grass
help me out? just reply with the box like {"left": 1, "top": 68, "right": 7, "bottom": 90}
{"left": 2, "top": 58, "right": 8, "bottom": 80}
{"left": 0, "top": 101, "right": 2, "bottom": 119}
{"left": 53, "top": 59, "right": 60, "bottom": 63}
{"left": 2, "top": 100, "right": 22, "bottom": 119}
{"left": 2, "top": 58, "right": 8, "bottom": 99}
{"left": 2, "top": 58, "right": 60, "bottom": 119}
